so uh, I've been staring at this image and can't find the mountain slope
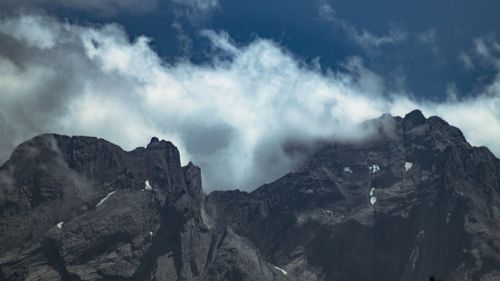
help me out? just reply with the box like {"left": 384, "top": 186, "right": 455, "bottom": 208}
{"left": 0, "top": 110, "right": 499, "bottom": 281}
{"left": 208, "top": 110, "right": 500, "bottom": 281}
{"left": 0, "top": 135, "right": 285, "bottom": 281}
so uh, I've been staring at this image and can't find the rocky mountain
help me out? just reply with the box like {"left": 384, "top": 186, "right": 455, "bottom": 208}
{"left": 0, "top": 110, "right": 499, "bottom": 281}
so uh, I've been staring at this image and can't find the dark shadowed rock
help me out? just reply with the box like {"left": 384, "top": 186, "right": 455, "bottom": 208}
{"left": 0, "top": 134, "right": 281, "bottom": 281}
{"left": 403, "top": 109, "right": 427, "bottom": 130}
{"left": 208, "top": 110, "right": 500, "bottom": 281}
{"left": 1, "top": 110, "right": 499, "bottom": 281}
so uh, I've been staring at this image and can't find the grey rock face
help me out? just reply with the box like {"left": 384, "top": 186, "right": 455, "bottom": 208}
{"left": 0, "top": 135, "right": 279, "bottom": 281}
{"left": 0, "top": 110, "right": 499, "bottom": 281}
{"left": 208, "top": 110, "right": 500, "bottom": 281}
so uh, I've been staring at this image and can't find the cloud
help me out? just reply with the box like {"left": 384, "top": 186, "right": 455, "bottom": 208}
{"left": 317, "top": 0, "right": 336, "bottom": 22}
{"left": 416, "top": 28, "right": 439, "bottom": 54}
{"left": 316, "top": 1, "right": 407, "bottom": 48}
{"left": 0, "top": 15, "right": 63, "bottom": 49}
{"left": 473, "top": 37, "right": 500, "bottom": 69}
{"left": 475, "top": 38, "right": 491, "bottom": 58}
{"left": 0, "top": 0, "right": 159, "bottom": 16}
{"left": 458, "top": 35, "right": 500, "bottom": 76}
{"left": 417, "top": 29, "right": 436, "bottom": 44}
{"left": 0, "top": 14, "right": 499, "bottom": 192}
{"left": 171, "top": 0, "right": 217, "bottom": 11}
{"left": 459, "top": 52, "right": 474, "bottom": 70}
{"left": 0, "top": 0, "right": 218, "bottom": 17}
{"left": 350, "top": 27, "right": 407, "bottom": 48}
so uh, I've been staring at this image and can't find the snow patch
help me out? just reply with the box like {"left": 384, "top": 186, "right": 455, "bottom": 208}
{"left": 201, "top": 207, "right": 214, "bottom": 229}
{"left": 343, "top": 167, "right": 353, "bottom": 173}
{"left": 96, "top": 191, "right": 116, "bottom": 207}
{"left": 56, "top": 221, "right": 64, "bottom": 229}
{"left": 369, "top": 164, "right": 380, "bottom": 174}
{"left": 273, "top": 266, "right": 287, "bottom": 275}
{"left": 322, "top": 210, "right": 334, "bottom": 215}
{"left": 145, "top": 180, "right": 153, "bottom": 190}
{"left": 149, "top": 231, "right": 153, "bottom": 236}
{"left": 405, "top": 162, "right": 413, "bottom": 172}
{"left": 369, "top": 188, "right": 377, "bottom": 206}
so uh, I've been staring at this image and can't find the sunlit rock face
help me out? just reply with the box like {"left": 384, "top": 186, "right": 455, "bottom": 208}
{"left": 1, "top": 110, "right": 499, "bottom": 281}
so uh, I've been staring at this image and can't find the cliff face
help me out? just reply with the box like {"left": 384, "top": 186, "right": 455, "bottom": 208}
{"left": 0, "top": 110, "right": 499, "bottom": 281}
{"left": 0, "top": 135, "right": 284, "bottom": 281}
{"left": 208, "top": 110, "right": 500, "bottom": 281}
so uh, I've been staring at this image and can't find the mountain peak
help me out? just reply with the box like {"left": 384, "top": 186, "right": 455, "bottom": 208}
{"left": 149, "top": 136, "right": 160, "bottom": 144}
{"left": 403, "top": 109, "right": 426, "bottom": 129}
{"left": 1, "top": 112, "right": 499, "bottom": 281}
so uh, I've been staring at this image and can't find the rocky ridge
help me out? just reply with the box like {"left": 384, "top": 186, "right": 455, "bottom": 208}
{"left": 0, "top": 110, "right": 499, "bottom": 281}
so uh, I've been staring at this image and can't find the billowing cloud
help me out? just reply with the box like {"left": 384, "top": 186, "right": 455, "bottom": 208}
{"left": 0, "top": 14, "right": 499, "bottom": 191}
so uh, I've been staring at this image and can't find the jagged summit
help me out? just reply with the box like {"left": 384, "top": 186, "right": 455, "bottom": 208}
{"left": 403, "top": 109, "right": 426, "bottom": 127}
{"left": 150, "top": 136, "right": 160, "bottom": 144}
{"left": 0, "top": 134, "right": 285, "bottom": 281}
{"left": 209, "top": 110, "right": 500, "bottom": 281}
{"left": 0, "top": 111, "right": 499, "bottom": 281}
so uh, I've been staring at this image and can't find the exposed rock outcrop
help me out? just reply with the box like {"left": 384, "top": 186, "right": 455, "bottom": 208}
{"left": 208, "top": 110, "right": 500, "bottom": 281}
{"left": 0, "top": 135, "right": 281, "bottom": 281}
{"left": 1, "top": 110, "right": 499, "bottom": 281}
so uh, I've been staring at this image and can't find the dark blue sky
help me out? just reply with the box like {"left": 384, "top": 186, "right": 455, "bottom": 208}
{"left": 50, "top": 0, "right": 500, "bottom": 101}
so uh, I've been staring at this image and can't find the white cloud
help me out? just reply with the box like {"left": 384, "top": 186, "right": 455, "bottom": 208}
{"left": 0, "top": 15, "right": 62, "bottom": 49}
{"left": 0, "top": 14, "right": 498, "bottom": 191}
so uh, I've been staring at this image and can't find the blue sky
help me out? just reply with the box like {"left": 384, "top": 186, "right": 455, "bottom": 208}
{"left": 0, "top": 0, "right": 499, "bottom": 190}
{"left": 51, "top": 0, "right": 500, "bottom": 99}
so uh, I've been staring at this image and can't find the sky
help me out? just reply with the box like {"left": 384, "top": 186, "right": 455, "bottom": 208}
{"left": 0, "top": 0, "right": 499, "bottom": 191}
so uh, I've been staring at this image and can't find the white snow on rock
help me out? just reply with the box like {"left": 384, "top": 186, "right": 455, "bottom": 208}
{"left": 56, "top": 221, "right": 64, "bottom": 229}
{"left": 369, "top": 188, "right": 377, "bottom": 206}
{"left": 322, "top": 210, "right": 333, "bottom": 215}
{"left": 343, "top": 167, "right": 353, "bottom": 173}
{"left": 149, "top": 231, "right": 153, "bottom": 236}
{"left": 273, "top": 266, "right": 288, "bottom": 275}
{"left": 369, "top": 164, "right": 380, "bottom": 174}
{"left": 405, "top": 162, "right": 413, "bottom": 172}
{"left": 96, "top": 191, "right": 116, "bottom": 207}
{"left": 145, "top": 180, "right": 153, "bottom": 191}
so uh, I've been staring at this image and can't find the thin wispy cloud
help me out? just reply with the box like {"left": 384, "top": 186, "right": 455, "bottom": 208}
{"left": 417, "top": 29, "right": 437, "bottom": 44}
{"left": 0, "top": 0, "right": 218, "bottom": 17}
{"left": 172, "top": 0, "right": 218, "bottom": 11}
{"left": 459, "top": 52, "right": 474, "bottom": 70}
{"left": 317, "top": 1, "right": 408, "bottom": 48}
{"left": 0, "top": 0, "right": 159, "bottom": 16}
